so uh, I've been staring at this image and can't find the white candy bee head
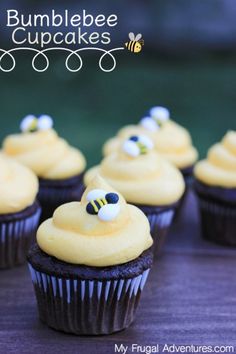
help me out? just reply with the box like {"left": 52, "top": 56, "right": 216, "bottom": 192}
{"left": 20, "top": 114, "right": 53, "bottom": 133}
{"left": 149, "top": 106, "right": 170, "bottom": 123}
{"left": 122, "top": 135, "right": 154, "bottom": 157}
{"left": 86, "top": 189, "right": 120, "bottom": 222}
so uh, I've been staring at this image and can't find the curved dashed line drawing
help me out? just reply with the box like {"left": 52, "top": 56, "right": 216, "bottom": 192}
{"left": 0, "top": 47, "right": 125, "bottom": 73}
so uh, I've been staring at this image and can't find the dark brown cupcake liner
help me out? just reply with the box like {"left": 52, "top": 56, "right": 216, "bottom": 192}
{"left": 180, "top": 165, "right": 194, "bottom": 185}
{"left": 28, "top": 263, "right": 151, "bottom": 335}
{"left": 196, "top": 195, "right": 236, "bottom": 246}
{"left": 38, "top": 173, "right": 84, "bottom": 221}
{"left": 0, "top": 202, "right": 41, "bottom": 269}
{"left": 194, "top": 179, "right": 236, "bottom": 205}
{"left": 137, "top": 205, "right": 176, "bottom": 257}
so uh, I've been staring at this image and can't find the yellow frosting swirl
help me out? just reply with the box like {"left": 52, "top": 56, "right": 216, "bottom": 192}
{"left": 2, "top": 129, "right": 86, "bottom": 179}
{"left": 0, "top": 154, "right": 38, "bottom": 213}
{"left": 103, "top": 120, "right": 198, "bottom": 169}
{"left": 84, "top": 147, "right": 185, "bottom": 206}
{"left": 37, "top": 176, "right": 153, "bottom": 267}
{"left": 194, "top": 131, "right": 236, "bottom": 187}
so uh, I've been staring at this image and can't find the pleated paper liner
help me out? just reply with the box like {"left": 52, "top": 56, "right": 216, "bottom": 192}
{"left": 194, "top": 179, "right": 236, "bottom": 246}
{"left": 137, "top": 203, "right": 178, "bottom": 257}
{"left": 28, "top": 246, "right": 153, "bottom": 335}
{"left": 38, "top": 173, "right": 84, "bottom": 221}
{"left": 196, "top": 196, "right": 236, "bottom": 246}
{"left": 0, "top": 201, "right": 41, "bottom": 269}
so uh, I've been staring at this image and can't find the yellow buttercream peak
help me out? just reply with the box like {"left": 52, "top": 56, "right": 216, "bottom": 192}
{"left": 84, "top": 148, "right": 185, "bottom": 205}
{"left": 2, "top": 128, "right": 86, "bottom": 179}
{"left": 194, "top": 131, "right": 236, "bottom": 187}
{"left": 81, "top": 174, "right": 125, "bottom": 205}
{"left": 0, "top": 153, "right": 38, "bottom": 213}
{"left": 37, "top": 176, "right": 153, "bottom": 267}
{"left": 103, "top": 119, "right": 198, "bottom": 169}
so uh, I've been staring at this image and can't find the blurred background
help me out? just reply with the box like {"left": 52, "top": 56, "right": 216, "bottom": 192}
{"left": 0, "top": 0, "right": 235, "bottom": 167}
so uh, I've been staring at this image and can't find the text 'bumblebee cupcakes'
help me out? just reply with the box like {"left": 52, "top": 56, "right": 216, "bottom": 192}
{"left": 0, "top": 155, "right": 40, "bottom": 269}
{"left": 2, "top": 115, "right": 86, "bottom": 221}
{"left": 27, "top": 176, "right": 153, "bottom": 335}
{"left": 84, "top": 135, "right": 185, "bottom": 256}
{"left": 194, "top": 131, "right": 236, "bottom": 246}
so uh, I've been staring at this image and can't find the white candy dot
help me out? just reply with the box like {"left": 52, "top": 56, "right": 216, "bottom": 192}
{"left": 37, "top": 115, "right": 53, "bottom": 130}
{"left": 149, "top": 106, "right": 170, "bottom": 122}
{"left": 122, "top": 140, "right": 140, "bottom": 157}
{"left": 86, "top": 189, "right": 106, "bottom": 202}
{"left": 140, "top": 117, "right": 159, "bottom": 131}
{"left": 138, "top": 135, "right": 154, "bottom": 150}
{"left": 98, "top": 204, "right": 120, "bottom": 222}
{"left": 20, "top": 115, "right": 36, "bottom": 132}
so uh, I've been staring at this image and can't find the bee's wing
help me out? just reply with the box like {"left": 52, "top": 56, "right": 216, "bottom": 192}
{"left": 128, "top": 32, "right": 135, "bottom": 40}
{"left": 37, "top": 115, "right": 53, "bottom": 130}
{"left": 86, "top": 189, "right": 106, "bottom": 202}
{"left": 135, "top": 33, "right": 142, "bottom": 41}
{"left": 20, "top": 115, "right": 37, "bottom": 132}
{"left": 123, "top": 140, "right": 140, "bottom": 157}
{"left": 98, "top": 204, "right": 120, "bottom": 222}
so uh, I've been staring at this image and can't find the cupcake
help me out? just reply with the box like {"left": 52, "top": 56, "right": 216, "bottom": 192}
{"left": 28, "top": 176, "right": 153, "bottom": 335}
{"left": 0, "top": 154, "right": 40, "bottom": 269}
{"left": 194, "top": 131, "right": 236, "bottom": 246}
{"left": 103, "top": 106, "right": 198, "bottom": 185}
{"left": 2, "top": 115, "right": 86, "bottom": 220}
{"left": 84, "top": 135, "right": 185, "bottom": 255}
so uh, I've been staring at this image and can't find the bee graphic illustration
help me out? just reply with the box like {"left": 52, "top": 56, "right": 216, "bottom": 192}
{"left": 125, "top": 32, "right": 144, "bottom": 53}
{"left": 123, "top": 135, "right": 154, "bottom": 157}
{"left": 86, "top": 189, "right": 120, "bottom": 222}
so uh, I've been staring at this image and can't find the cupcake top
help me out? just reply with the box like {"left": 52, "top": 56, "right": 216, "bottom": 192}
{"left": 194, "top": 131, "right": 236, "bottom": 188}
{"left": 0, "top": 154, "right": 38, "bottom": 214}
{"left": 37, "top": 176, "right": 153, "bottom": 267}
{"left": 2, "top": 115, "right": 86, "bottom": 180}
{"left": 103, "top": 106, "right": 198, "bottom": 169}
{"left": 85, "top": 135, "right": 185, "bottom": 206}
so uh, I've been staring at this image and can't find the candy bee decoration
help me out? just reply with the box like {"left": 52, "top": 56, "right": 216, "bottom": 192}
{"left": 20, "top": 114, "right": 53, "bottom": 133}
{"left": 140, "top": 106, "right": 170, "bottom": 131}
{"left": 122, "top": 135, "right": 154, "bottom": 157}
{"left": 86, "top": 189, "right": 120, "bottom": 222}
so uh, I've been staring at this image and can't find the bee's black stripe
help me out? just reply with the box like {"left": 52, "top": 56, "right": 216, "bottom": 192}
{"left": 91, "top": 200, "right": 99, "bottom": 213}
{"left": 132, "top": 41, "right": 136, "bottom": 52}
{"left": 96, "top": 199, "right": 104, "bottom": 208}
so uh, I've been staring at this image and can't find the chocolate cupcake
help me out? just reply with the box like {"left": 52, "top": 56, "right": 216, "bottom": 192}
{"left": 2, "top": 115, "right": 86, "bottom": 220}
{"left": 84, "top": 135, "right": 185, "bottom": 256}
{"left": 194, "top": 131, "right": 236, "bottom": 246}
{"left": 0, "top": 155, "right": 40, "bottom": 269}
{"left": 103, "top": 107, "right": 197, "bottom": 214}
{"left": 103, "top": 106, "right": 198, "bottom": 183}
{"left": 28, "top": 176, "right": 153, "bottom": 335}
